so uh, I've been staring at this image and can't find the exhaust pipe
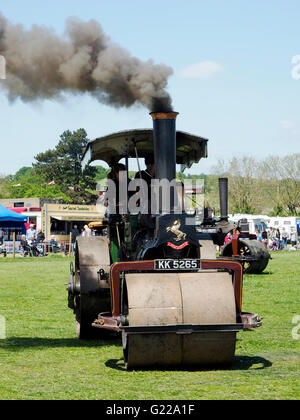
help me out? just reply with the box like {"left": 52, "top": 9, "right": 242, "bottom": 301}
{"left": 150, "top": 112, "right": 179, "bottom": 182}
{"left": 219, "top": 178, "right": 229, "bottom": 221}
{"left": 150, "top": 112, "right": 179, "bottom": 213}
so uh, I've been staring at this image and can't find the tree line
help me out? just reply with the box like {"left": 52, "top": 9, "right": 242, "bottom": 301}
{"left": 0, "top": 129, "right": 109, "bottom": 204}
{"left": 0, "top": 128, "right": 299, "bottom": 216}
{"left": 202, "top": 155, "right": 300, "bottom": 216}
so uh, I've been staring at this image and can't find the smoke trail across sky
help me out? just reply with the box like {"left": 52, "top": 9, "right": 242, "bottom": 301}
{"left": 0, "top": 13, "right": 173, "bottom": 112}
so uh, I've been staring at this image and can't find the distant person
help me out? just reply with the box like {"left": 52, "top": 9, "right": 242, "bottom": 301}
{"left": 262, "top": 228, "right": 268, "bottom": 248}
{"left": 71, "top": 225, "right": 81, "bottom": 243}
{"left": 282, "top": 228, "right": 288, "bottom": 248}
{"left": 36, "top": 230, "right": 46, "bottom": 256}
{"left": 135, "top": 156, "right": 155, "bottom": 210}
{"left": 135, "top": 156, "right": 155, "bottom": 189}
{"left": 82, "top": 225, "right": 92, "bottom": 237}
{"left": 37, "top": 229, "right": 45, "bottom": 243}
{"left": 20, "top": 234, "right": 28, "bottom": 247}
{"left": 290, "top": 229, "right": 297, "bottom": 247}
{"left": 49, "top": 235, "right": 60, "bottom": 253}
{"left": 20, "top": 235, "right": 29, "bottom": 257}
{"left": 1, "top": 245, "right": 7, "bottom": 258}
{"left": 134, "top": 156, "right": 156, "bottom": 230}
{"left": 0, "top": 228, "right": 4, "bottom": 245}
{"left": 27, "top": 234, "right": 43, "bottom": 257}
{"left": 104, "top": 163, "right": 129, "bottom": 216}
{"left": 224, "top": 232, "right": 232, "bottom": 244}
{"left": 26, "top": 224, "right": 36, "bottom": 240}
{"left": 28, "top": 234, "right": 37, "bottom": 247}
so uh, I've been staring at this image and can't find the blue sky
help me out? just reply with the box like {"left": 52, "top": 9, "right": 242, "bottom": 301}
{"left": 0, "top": 0, "right": 300, "bottom": 175}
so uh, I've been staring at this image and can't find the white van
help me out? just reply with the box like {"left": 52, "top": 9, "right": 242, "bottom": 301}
{"left": 269, "top": 217, "right": 300, "bottom": 238}
{"left": 228, "top": 214, "right": 271, "bottom": 235}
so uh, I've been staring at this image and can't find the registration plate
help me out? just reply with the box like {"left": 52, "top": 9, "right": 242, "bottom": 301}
{"left": 154, "top": 259, "right": 201, "bottom": 271}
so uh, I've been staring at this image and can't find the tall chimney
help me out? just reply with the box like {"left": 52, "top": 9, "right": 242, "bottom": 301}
{"left": 219, "top": 178, "right": 229, "bottom": 221}
{"left": 150, "top": 112, "right": 179, "bottom": 213}
{"left": 150, "top": 112, "right": 179, "bottom": 181}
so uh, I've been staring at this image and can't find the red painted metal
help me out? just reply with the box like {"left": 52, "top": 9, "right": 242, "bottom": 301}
{"left": 7, "top": 207, "right": 28, "bottom": 213}
{"left": 231, "top": 230, "right": 239, "bottom": 256}
{"left": 109, "top": 259, "right": 243, "bottom": 320}
{"left": 110, "top": 261, "right": 154, "bottom": 317}
{"left": 167, "top": 241, "right": 189, "bottom": 250}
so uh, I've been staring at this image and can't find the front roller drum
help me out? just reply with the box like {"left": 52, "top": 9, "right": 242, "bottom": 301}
{"left": 122, "top": 272, "right": 238, "bottom": 369}
{"left": 123, "top": 331, "right": 237, "bottom": 369}
{"left": 73, "top": 236, "right": 111, "bottom": 339}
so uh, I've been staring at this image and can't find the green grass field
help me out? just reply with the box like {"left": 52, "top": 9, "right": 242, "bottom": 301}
{"left": 0, "top": 252, "right": 299, "bottom": 400}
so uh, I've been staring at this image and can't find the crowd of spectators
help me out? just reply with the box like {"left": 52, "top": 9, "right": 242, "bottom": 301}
{"left": 255, "top": 227, "right": 299, "bottom": 251}
{"left": 224, "top": 226, "right": 299, "bottom": 251}
{"left": 13, "top": 224, "right": 67, "bottom": 257}
{"left": 19, "top": 224, "right": 94, "bottom": 257}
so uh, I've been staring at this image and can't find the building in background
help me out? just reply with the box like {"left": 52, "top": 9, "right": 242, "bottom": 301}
{"left": 0, "top": 198, "right": 106, "bottom": 244}
{"left": 0, "top": 198, "right": 62, "bottom": 232}
{"left": 42, "top": 203, "right": 105, "bottom": 242}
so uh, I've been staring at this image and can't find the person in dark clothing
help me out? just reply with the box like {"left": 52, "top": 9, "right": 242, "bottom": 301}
{"left": 135, "top": 156, "right": 155, "bottom": 198}
{"left": 105, "top": 163, "right": 128, "bottom": 217}
{"left": 20, "top": 235, "right": 28, "bottom": 248}
{"left": 0, "top": 228, "right": 4, "bottom": 246}
{"left": 37, "top": 229, "right": 45, "bottom": 243}
{"left": 103, "top": 164, "right": 128, "bottom": 257}
{"left": 71, "top": 225, "right": 81, "bottom": 243}
{"left": 28, "top": 234, "right": 38, "bottom": 247}
{"left": 49, "top": 235, "right": 60, "bottom": 253}
{"left": 135, "top": 156, "right": 156, "bottom": 229}
{"left": 262, "top": 228, "right": 268, "bottom": 248}
{"left": 27, "top": 234, "right": 42, "bottom": 257}
{"left": 134, "top": 156, "right": 155, "bottom": 211}
{"left": 20, "top": 235, "right": 30, "bottom": 257}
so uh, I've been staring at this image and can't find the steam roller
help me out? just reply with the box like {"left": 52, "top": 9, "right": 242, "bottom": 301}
{"left": 67, "top": 111, "right": 262, "bottom": 369}
{"left": 122, "top": 272, "right": 237, "bottom": 368}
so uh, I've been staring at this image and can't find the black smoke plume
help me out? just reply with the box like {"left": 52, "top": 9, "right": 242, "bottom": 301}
{"left": 0, "top": 13, "right": 173, "bottom": 112}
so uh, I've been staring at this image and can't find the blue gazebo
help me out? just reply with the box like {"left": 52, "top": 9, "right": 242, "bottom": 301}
{"left": 0, "top": 205, "right": 27, "bottom": 248}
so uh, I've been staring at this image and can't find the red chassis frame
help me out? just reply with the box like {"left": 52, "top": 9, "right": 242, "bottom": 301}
{"left": 92, "top": 259, "right": 261, "bottom": 332}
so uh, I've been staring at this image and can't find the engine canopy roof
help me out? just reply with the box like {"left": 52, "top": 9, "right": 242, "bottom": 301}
{"left": 82, "top": 129, "right": 208, "bottom": 169}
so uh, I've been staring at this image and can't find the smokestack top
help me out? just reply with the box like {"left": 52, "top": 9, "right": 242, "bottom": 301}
{"left": 150, "top": 112, "right": 179, "bottom": 120}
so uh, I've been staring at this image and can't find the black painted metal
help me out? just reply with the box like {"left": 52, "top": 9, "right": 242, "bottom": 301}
{"left": 121, "top": 324, "right": 244, "bottom": 335}
{"left": 152, "top": 115, "right": 178, "bottom": 182}
{"left": 219, "top": 178, "right": 229, "bottom": 221}
{"left": 151, "top": 113, "right": 179, "bottom": 213}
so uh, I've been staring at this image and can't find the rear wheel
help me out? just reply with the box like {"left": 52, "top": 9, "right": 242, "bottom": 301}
{"left": 71, "top": 237, "right": 111, "bottom": 339}
{"left": 75, "top": 295, "right": 105, "bottom": 340}
{"left": 222, "top": 239, "right": 270, "bottom": 274}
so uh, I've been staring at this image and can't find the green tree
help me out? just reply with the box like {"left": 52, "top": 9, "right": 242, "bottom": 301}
{"left": 14, "top": 167, "right": 34, "bottom": 180}
{"left": 34, "top": 129, "right": 97, "bottom": 204}
{"left": 5, "top": 169, "right": 71, "bottom": 202}
{"left": 94, "top": 165, "right": 110, "bottom": 181}
{"left": 260, "top": 154, "right": 300, "bottom": 216}
{"left": 212, "top": 157, "right": 263, "bottom": 214}
{"left": 0, "top": 174, "right": 9, "bottom": 198}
